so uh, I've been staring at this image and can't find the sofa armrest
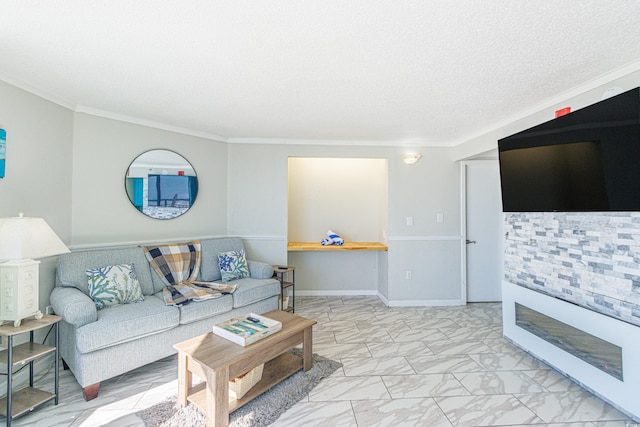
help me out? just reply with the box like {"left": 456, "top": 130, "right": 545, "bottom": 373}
{"left": 247, "top": 260, "right": 274, "bottom": 279}
{"left": 50, "top": 287, "right": 98, "bottom": 328}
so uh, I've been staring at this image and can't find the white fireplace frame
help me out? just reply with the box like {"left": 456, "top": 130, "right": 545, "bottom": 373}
{"left": 503, "top": 281, "right": 640, "bottom": 420}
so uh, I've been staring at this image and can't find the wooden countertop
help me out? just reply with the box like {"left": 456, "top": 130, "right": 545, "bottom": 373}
{"left": 288, "top": 242, "right": 388, "bottom": 251}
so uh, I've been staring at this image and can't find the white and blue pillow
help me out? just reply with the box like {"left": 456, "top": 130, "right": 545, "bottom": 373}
{"left": 86, "top": 263, "right": 144, "bottom": 310}
{"left": 218, "top": 249, "right": 250, "bottom": 282}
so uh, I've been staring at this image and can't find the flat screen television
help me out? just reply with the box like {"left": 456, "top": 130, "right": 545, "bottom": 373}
{"left": 498, "top": 87, "right": 640, "bottom": 212}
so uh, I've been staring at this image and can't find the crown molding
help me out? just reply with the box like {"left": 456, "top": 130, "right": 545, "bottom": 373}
{"left": 74, "top": 106, "right": 229, "bottom": 143}
{"left": 226, "top": 136, "right": 452, "bottom": 147}
{"left": 0, "top": 71, "right": 76, "bottom": 111}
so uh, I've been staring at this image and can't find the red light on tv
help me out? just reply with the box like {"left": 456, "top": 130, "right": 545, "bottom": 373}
{"left": 178, "top": 171, "right": 184, "bottom": 176}
{"left": 555, "top": 107, "right": 571, "bottom": 118}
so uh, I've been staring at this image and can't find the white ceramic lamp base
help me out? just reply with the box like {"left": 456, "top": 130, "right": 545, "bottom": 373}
{"left": 0, "top": 259, "right": 43, "bottom": 327}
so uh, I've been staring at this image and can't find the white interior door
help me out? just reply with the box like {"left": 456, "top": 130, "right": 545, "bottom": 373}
{"left": 463, "top": 160, "right": 504, "bottom": 302}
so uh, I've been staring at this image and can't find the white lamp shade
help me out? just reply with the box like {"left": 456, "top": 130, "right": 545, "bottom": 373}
{"left": 0, "top": 215, "right": 70, "bottom": 261}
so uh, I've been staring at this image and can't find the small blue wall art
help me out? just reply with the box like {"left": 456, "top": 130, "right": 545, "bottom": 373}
{"left": 0, "top": 129, "right": 5, "bottom": 178}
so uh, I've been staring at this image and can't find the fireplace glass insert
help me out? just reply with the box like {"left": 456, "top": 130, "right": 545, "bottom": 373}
{"left": 515, "top": 303, "right": 623, "bottom": 381}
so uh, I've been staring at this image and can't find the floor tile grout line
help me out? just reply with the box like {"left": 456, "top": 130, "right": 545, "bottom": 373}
{"left": 510, "top": 392, "right": 548, "bottom": 425}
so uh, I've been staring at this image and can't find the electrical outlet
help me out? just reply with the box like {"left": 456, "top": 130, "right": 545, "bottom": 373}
{"left": 405, "top": 270, "right": 412, "bottom": 280}
{"left": 45, "top": 305, "right": 54, "bottom": 315}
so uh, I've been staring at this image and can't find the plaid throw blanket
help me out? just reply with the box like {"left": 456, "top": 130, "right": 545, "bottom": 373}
{"left": 161, "top": 281, "right": 237, "bottom": 305}
{"left": 143, "top": 240, "right": 229, "bottom": 306}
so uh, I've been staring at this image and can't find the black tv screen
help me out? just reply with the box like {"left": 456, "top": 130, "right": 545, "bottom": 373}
{"left": 498, "top": 87, "right": 640, "bottom": 212}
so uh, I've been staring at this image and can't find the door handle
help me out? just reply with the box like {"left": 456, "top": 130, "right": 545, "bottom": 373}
{"left": 466, "top": 239, "right": 477, "bottom": 244}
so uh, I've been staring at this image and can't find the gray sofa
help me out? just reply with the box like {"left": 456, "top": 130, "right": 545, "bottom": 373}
{"left": 50, "top": 237, "right": 280, "bottom": 400}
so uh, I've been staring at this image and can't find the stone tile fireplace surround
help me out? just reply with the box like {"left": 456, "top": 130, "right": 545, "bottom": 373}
{"left": 502, "top": 212, "right": 640, "bottom": 420}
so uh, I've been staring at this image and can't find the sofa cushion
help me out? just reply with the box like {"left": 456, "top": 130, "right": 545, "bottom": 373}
{"left": 57, "top": 247, "right": 155, "bottom": 296}
{"left": 199, "top": 237, "right": 245, "bottom": 282}
{"left": 174, "top": 292, "right": 234, "bottom": 324}
{"left": 218, "top": 249, "right": 250, "bottom": 282}
{"left": 86, "top": 263, "right": 145, "bottom": 310}
{"left": 75, "top": 296, "right": 179, "bottom": 353}
{"left": 230, "top": 277, "right": 281, "bottom": 308}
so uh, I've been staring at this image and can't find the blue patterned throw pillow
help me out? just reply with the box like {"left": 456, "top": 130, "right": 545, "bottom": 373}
{"left": 86, "top": 263, "right": 145, "bottom": 309}
{"left": 218, "top": 249, "right": 250, "bottom": 282}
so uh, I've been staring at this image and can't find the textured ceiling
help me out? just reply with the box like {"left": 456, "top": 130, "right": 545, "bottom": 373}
{"left": 2, "top": 1, "right": 640, "bottom": 146}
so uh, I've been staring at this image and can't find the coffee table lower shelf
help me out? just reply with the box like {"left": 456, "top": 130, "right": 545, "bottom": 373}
{"left": 187, "top": 350, "right": 303, "bottom": 413}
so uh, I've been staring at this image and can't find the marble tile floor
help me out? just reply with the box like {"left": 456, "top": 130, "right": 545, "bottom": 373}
{"left": 3, "top": 296, "right": 636, "bottom": 427}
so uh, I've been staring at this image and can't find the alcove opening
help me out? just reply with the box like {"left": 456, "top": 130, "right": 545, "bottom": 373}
{"left": 287, "top": 157, "right": 389, "bottom": 248}
{"left": 287, "top": 157, "right": 389, "bottom": 292}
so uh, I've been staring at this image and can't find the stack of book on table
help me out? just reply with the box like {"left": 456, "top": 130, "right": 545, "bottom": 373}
{"left": 212, "top": 313, "right": 282, "bottom": 346}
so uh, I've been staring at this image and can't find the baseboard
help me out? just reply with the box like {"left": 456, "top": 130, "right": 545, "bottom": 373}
{"left": 296, "top": 290, "right": 378, "bottom": 297}
{"left": 382, "top": 297, "right": 465, "bottom": 307}
{"left": 296, "top": 290, "right": 465, "bottom": 308}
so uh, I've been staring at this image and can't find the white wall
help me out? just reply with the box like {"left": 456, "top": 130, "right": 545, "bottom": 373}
{"left": 0, "top": 80, "right": 73, "bottom": 392}
{"left": 71, "top": 113, "right": 229, "bottom": 246}
{"left": 225, "top": 143, "right": 289, "bottom": 265}
{"left": 0, "top": 80, "right": 74, "bottom": 311}
{"left": 386, "top": 148, "right": 462, "bottom": 304}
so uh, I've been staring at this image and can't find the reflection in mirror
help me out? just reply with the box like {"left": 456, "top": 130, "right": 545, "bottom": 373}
{"left": 125, "top": 150, "right": 198, "bottom": 219}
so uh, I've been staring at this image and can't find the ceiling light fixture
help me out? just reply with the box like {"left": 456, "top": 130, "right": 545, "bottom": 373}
{"left": 401, "top": 153, "right": 422, "bottom": 165}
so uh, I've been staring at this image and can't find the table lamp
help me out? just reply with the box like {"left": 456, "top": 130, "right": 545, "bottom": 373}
{"left": 0, "top": 213, "right": 70, "bottom": 327}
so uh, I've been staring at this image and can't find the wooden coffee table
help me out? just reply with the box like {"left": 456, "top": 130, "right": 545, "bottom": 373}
{"left": 173, "top": 310, "right": 316, "bottom": 427}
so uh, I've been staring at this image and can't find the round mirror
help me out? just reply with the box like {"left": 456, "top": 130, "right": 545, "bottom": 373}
{"left": 125, "top": 150, "right": 199, "bottom": 219}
